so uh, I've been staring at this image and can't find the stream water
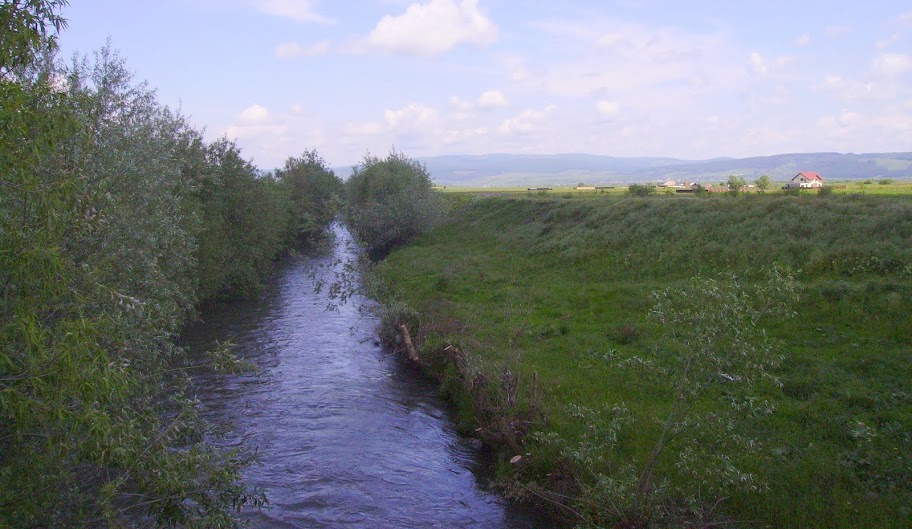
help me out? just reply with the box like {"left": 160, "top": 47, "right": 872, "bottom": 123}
{"left": 181, "top": 225, "right": 550, "bottom": 528}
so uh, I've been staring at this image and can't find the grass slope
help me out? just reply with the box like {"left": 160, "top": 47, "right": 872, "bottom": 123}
{"left": 376, "top": 194, "right": 912, "bottom": 528}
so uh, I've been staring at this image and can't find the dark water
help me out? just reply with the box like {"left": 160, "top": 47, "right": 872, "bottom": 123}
{"left": 182, "top": 225, "right": 551, "bottom": 529}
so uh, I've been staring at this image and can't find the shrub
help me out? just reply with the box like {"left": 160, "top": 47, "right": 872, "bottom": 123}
{"left": 727, "top": 174, "right": 746, "bottom": 196}
{"left": 344, "top": 149, "right": 447, "bottom": 259}
{"left": 276, "top": 150, "right": 343, "bottom": 241}
{"left": 627, "top": 183, "right": 656, "bottom": 196}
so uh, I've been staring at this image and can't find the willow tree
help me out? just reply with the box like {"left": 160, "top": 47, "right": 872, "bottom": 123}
{"left": 344, "top": 149, "right": 447, "bottom": 259}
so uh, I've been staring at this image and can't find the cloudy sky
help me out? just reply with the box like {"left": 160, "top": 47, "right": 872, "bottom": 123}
{"left": 58, "top": 0, "right": 912, "bottom": 168}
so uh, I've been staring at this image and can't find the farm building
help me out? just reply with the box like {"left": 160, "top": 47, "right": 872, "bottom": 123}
{"left": 787, "top": 172, "right": 824, "bottom": 189}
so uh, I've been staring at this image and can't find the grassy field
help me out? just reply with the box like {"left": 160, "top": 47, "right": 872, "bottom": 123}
{"left": 375, "top": 193, "right": 912, "bottom": 528}
{"left": 438, "top": 179, "right": 912, "bottom": 198}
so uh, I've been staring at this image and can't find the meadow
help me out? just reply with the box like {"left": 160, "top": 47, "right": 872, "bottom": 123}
{"left": 439, "top": 178, "right": 912, "bottom": 197}
{"left": 375, "top": 192, "right": 912, "bottom": 528}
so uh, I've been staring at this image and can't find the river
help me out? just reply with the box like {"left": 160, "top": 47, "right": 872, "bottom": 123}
{"left": 181, "top": 225, "right": 550, "bottom": 528}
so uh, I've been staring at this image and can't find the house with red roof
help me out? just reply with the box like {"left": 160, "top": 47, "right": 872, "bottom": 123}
{"left": 787, "top": 172, "right": 824, "bottom": 189}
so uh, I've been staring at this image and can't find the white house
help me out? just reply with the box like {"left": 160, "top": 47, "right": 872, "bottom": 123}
{"left": 787, "top": 172, "right": 824, "bottom": 189}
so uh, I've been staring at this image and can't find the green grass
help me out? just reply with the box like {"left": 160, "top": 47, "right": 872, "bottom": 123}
{"left": 376, "top": 194, "right": 912, "bottom": 528}
{"left": 439, "top": 180, "right": 912, "bottom": 199}
{"left": 439, "top": 185, "right": 629, "bottom": 197}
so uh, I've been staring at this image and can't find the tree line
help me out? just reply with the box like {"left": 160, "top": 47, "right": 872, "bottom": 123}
{"left": 1, "top": 2, "right": 343, "bottom": 526}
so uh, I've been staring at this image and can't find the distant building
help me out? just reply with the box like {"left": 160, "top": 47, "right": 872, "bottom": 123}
{"left": 787, "top": 172, "right": 824, "bottom": 189}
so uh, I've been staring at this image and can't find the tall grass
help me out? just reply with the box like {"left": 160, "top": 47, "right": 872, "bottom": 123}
{"left": 376, "top": 194, "right": 912, "bottom": 528}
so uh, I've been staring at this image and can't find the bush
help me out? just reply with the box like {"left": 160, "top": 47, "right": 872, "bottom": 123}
{"left": 345, "top": 149, "right": 447, "bottom": 259}
{"left": 276, "top": 150, "right": 343, "bottom": 241}
{"left": 627, "top": 183, "right": 656, "bottom": 196}
{"left": 0, "top": 16, "right": 335, "bottom": 524}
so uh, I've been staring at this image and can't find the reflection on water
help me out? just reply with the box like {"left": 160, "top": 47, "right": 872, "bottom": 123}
{"left": 182, "top": 225, "right": 550, "bottom": 528}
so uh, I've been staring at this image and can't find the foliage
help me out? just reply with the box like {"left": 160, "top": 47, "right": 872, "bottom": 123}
{"left": 533, "top": 268, "right": 799, "bottom": 525}
{"left": 1, "top": 10, "right": 336, "bottom": 525}
{"left": 755, "top": 174, "right": 771, "bottom": 192}
{"left": 627, "top": 183, "right": 656, "bottom": 196}
{"left": 275, "top": 149, "right": 343, "bottom": 241}
{"left": 0, "top": 0, "right": 67, "bottom": 75}
{"left": 636, "top": 267, "right": 799, "bottom": 496}
{"left": 344, "top": 149, "right": 447, "bottom": 259}
{"left": 189, "top": 137, "right": 292, "bottom": 300}
{"left": 727, "top": 174, "right": 746, "bottom": 195}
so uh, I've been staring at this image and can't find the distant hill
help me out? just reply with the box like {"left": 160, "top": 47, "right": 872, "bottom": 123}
{"left": 335, "top": 152, "right": 912, "bottom": 187}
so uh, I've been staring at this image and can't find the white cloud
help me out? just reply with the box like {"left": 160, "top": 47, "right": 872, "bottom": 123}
{"left": 499, "top": 105, "right": 556, "bottom": 134}
{"left": 596, "top": 100, "right": 620, "bottom": 116}
{"left": 366, "top": 0, "right": 498, "bottom": 56}
{"left": 526, "top": 19, "right": 743, "bottom": 101}
{"left": 497, "top": 52, "right": 533, "bottom": 82}
{"left": 442, "top": 126, "right": 489, "bottom": 145}
{"left": 477, "top": 89, "right": 508, "bottom": 109}
{"left": 814, "top": 108, "right": 912, "bottom": 148}
{"left": 874, "top": 52, "right": 912, "bottom": 77}
{"left": 749, "top": 52, "right": 768, "bottom": 76}
{"left": 449, "top": 89, "right": 508, "bottom": 113}
{"left": 347, "top": 121, "right": 385, "bottom": 135}
{"left": 598, "top": 32, "right": 627, "bottom": 47}
{"left": 252, "top": 0, "right": 333, "bottom": 23}
{"left": 385, "top": 103, "right": 439, "bottom": 130}
{"left": 226, "top": 104, "right": 290, "bottom": 153}
{"left": 876, "top": 33, "right": 900, "bottom": 49}
{"left": 795, "top": 34, "right": 811, "bottom": 46}
{"left": 449, "top": 96, "right": 474, "bottom": 111}
{"left": 749, "top": 52, "right": 796, "bottom": 78}
{"left": 275, "top": 40, "right": 331, "bottom": 59}
{"left": 239, "top": 104, "right": 270, "bottom": 123}
{"left": 819, "top": 109, "right": 896, "bottom": 138}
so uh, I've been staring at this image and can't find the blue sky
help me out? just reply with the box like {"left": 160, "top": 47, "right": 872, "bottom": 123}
{"left": 57, "top": 0, "right": 912, "bottom": 168}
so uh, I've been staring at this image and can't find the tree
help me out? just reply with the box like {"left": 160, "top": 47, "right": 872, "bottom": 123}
{"left": 727, "top": 174, "right": 746, "bottom": 195}
{"left": 344, "top": 149, "right": 447, "bottom": 259}
{"left": 276, "top": 149, "right": 343, "bottom": 241}
{"left": 1, "top": 35, "right": 273, "bottom": 526}
{"left": 0, "top": 0, "right": 68, "bottom": 74}
{"left": 755, "top": 174, "right": 771, "bottom": 193}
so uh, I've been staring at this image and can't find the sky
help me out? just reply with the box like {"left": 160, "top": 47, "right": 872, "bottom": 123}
{"left": 56, "top": 0, "right": 912, "bottom": 169}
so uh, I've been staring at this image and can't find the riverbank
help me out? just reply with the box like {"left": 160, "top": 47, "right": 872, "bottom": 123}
{"left": 373, "top": 194, "right": 912, "bottom": 528}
